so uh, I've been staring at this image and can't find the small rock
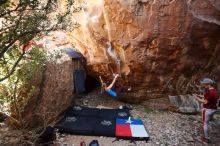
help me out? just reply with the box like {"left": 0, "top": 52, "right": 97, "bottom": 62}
{"left": 187, "top": 136, "right": 194, "bottom": 142}
{"left": 193, "top": 120, "right": 198, "bottom": 123}
{"left": 165, "top": 130, "right": 170, "bottom": 134}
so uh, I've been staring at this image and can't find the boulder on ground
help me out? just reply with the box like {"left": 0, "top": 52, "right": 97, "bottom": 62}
{"left": 169, "top": 95, "right": 201, "bottom": 114}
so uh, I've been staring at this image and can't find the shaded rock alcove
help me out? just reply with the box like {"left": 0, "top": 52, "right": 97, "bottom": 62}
{"left": 85, "top": 75, "right": 100, "bottom": 94}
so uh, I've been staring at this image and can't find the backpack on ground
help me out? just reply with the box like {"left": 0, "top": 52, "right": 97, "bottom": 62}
{"left": 89, "top": 140, "right": 99, "bottom": 146}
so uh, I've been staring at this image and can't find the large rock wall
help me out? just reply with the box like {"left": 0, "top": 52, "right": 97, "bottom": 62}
{"left": 69, "top": 0, "right": 220, "bottom": 99}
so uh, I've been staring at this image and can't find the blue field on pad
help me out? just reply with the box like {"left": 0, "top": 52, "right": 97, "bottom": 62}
{"left": 116, "top": 118, "right": 144, "bottom": 125}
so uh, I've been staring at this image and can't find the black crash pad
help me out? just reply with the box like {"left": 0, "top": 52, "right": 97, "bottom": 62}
{"left": 55, "top": 105, "right": 130, "bottom": 137}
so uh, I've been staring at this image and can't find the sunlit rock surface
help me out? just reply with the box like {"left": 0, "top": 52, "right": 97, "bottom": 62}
{"left": 68, "top": 0, "right": 220, "bottom": 99}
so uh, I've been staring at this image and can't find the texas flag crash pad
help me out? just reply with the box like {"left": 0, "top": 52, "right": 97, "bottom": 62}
{"left": 116, "top": 118, "right": 149, "bottom": 141}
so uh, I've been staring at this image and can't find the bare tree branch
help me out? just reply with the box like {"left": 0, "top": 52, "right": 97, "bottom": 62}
{"left": 0, "top": 4, "right": 20, "bottom": 17}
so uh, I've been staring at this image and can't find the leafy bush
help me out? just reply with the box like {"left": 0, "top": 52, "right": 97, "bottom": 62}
{"left": 0, "top": 47, "right": 46, "bottom": 119}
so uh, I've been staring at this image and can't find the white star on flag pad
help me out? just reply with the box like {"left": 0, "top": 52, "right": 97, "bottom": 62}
{"left": 125, "top": 117, "right": 133, "bottom": 124}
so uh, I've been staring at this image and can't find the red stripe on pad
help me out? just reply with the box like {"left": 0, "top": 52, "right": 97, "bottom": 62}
{"left": 116, "top": 124, "right": 132, "bottom": 137}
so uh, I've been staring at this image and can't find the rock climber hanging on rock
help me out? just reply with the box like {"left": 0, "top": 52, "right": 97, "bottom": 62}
{"left": 99, "top": 74, "right": 131, "bottom": 98}
{"left": 193, "top": 78, "right": 219, "bottom": 144}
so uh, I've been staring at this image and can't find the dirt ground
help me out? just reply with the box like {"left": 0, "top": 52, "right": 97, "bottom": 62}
{"left": 0, "top": 91, "right": 220, "bottom": 146}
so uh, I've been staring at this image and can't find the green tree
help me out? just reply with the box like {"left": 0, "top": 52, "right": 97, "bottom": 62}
{"left": 0, "top": 0, "right": 80, "bottom": 82}
{"left": 0, "top": 0, "right": 80, "bottom": 125}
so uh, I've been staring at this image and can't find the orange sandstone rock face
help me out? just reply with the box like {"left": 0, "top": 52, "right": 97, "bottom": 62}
{"left": 69, "top": 0, "right": 220, "bottom": 99}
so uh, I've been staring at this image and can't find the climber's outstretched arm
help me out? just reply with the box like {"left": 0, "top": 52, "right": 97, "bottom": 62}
{"left": 106, "top": 74, "right": 119, "bottom": 90}
{"left": 99, "top": 76, "right": 104, "bottom": 85}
